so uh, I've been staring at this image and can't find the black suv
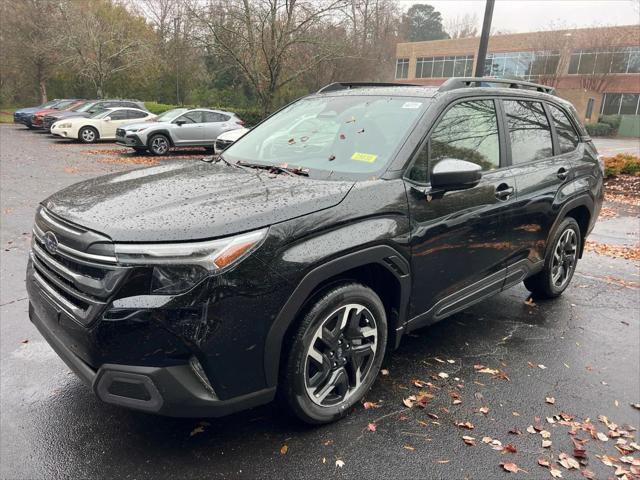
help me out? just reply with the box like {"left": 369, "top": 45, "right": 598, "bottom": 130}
{"left": 26, "top": 78, "right": 603, "bottom": 424}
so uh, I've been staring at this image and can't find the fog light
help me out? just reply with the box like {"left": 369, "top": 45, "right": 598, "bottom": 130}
{"left": 189, "top": 355, "right": 217, "bottom": 398}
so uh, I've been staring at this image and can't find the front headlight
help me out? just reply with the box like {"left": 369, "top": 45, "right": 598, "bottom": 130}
{"left": 129, "top": 127, "right": 148, "bottom": 133}
{"left": 58, "top": 123, "right": 72, "bottom": 128}
{"left": 114, "top": 229, "right": 268, "bottom": 293}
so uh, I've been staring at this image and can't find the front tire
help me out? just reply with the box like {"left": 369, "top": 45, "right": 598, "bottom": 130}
{"left": 148, "top": 134, "right": 170, "bottom": 155}
{"left": 280, "top": 283, "right": 387, "bottom": 424}
{"left": 524, "top": 217, "right": 581, "bottom": 298}
{"left": 79, "top": 126, "right": 98, "bottom": 143}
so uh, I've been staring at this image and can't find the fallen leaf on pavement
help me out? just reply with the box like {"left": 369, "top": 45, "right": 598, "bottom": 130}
{"left": 549, "top": 467, "right": 563, "bottom": 478}
{"left": 380, "top": 369, "right": 389, "bottom": 376}
{"left": 456, "top": 421, "right": 474, "bottom": 430}
{"left": 435, "top": 459, "right": 450, "bottom": 464}
{"left": 363, "top": 401, "right": 379, "bottom": 410}
{"left": 403, "top": 445, "right": 415, "bottom": 451}
{"left": 462, "top": 435, "right": 476, "bottom": 446}
{"left": 546, "top": 397, "right": 556, "bottom": 404}
{"left": 542, "top": 440, "right": 553, "bottom": 448}
{"left": 509, "top": 428, "right": 522, "bottom": 435}
{"left": 413, "top": 379, "right": 428, "bottom": 388}
{"left": 479, "top": 407, "right": 489, "bottom": 415}
{"left": 438, "top": 372, "right": 449, "bottom": 379}
{"left": 558, "top": 453, "right": 579, "bottom": 470}
{"left": 367, "top": 423, "right": 377, "bottom": 432}
{"left": 280, "top": 445, "right": 288, "bottom": 455}
{"left": 403, "top": 396, "right": 416, "bottom": 408}
{"left": 581, "top": 469, "right": 595, "bottom": 479}
{"left": 502, "top": 444, "right": 517, "bottom": 454}
{"left": 596, "top": 432, "right": 609, "bottom": 442}
{"left": 538, "top": 364, "right": 547, "bottom": 369}
{"left": 538, "top": 458, "right": 550, "bottom": 467}
{"left": 524, "top": 297, "right": 536, "bottom": 307}
{"left": 335, "top": 459, "right": 345, "bottom": 468}
{"left": 501, "top": 462, "right": 527, "bottom": 473}
{"left": 527, "top": 426, "right": 537, "bottom": 434}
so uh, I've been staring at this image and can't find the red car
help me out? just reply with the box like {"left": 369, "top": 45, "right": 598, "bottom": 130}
{"left": 30, "top": 99, "right": 85, "bottom": 129}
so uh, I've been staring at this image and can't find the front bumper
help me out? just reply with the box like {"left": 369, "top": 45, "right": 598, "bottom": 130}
{"left": 29, "top": 291, "right": 275, "bottom": 417}
{"left": 115, "top": 133, "right": 145, "bottom": 147}
{"left": 50, "top": 126, "right": 73, "bottom": 138}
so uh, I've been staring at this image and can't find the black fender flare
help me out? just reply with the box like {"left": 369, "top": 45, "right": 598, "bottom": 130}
{"left": 549, "top": 193, "right": 594, "bottom": 258}
{"left": 263, "top": 245, "right": 411, "bottom": 387}
{"left": 147, "top": 130, "right": 174, "bottom": 147}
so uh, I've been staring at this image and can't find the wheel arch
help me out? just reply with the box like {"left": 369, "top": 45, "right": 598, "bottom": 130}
{"left": 147, "top": 130, "right": 174, "bottom": 147}
{"left": 79, "top": 124, "right": 99, "bottom": 140}
{"left": 264, "top": 245, "right": 411, "bottom": 388}
{"left": 550, "top": 194, "right": 594, "bottom": 259}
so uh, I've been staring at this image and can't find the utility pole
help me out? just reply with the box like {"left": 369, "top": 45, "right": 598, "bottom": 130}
{"left": 474, "top": 0, "right": 495, "bottom": 77}
{"left": 174, "top": 16, "right": 181, "bottom": 105}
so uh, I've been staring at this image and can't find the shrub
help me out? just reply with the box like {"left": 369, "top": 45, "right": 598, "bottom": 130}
{"left": 585, "top": 122, "right": 613, "bottom": 137}
{"left": 599, "top": 114, "right": 622, "bottom": 131}
{"left": 145, "top": 101, "right": 180, "bottom": 114}
{"left": 603, "top": 153, "right": 640, "bottom": 177}
{"left": 143, "top": 101, "right": 264, "bottom": 126}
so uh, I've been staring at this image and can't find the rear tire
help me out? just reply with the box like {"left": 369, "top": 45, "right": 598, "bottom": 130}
{"left": 524, "top": 217, "right": 581, "bottom": 299}
{"left": 148, "top": 134, "right": 170, "bottom": 156}
{"left": 280, "top": 283, "right": 387, "bottom": 424}
{"left": 79, "top": 126, "right": 98, "bottom": 143}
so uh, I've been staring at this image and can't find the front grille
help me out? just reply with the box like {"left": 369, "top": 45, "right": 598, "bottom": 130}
{"left": 215, "top": 139, "right": 233, "bottom": 151}
{"left": 31, "top": 208, "right": 129, "bottom": 326}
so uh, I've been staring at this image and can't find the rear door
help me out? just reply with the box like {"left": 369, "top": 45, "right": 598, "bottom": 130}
{"left": 171, "top": 111, "right": 204, "bottom": 144}
{"left": 202, "top": 112, "right": 231, "bottom": 145}
{"left": 500, "top": 98, "right": 577, "bottom": 287}
{"left": 404, "top": 98, "right": 517, "bottom": 327}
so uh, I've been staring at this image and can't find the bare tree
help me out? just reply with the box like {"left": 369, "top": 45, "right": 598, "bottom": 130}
{"left": 446, "top": 13, "right": 479, "bottom": 39}
{"left": 57, "top": 0, "right": 149, "bottom": 97}
{"left": 191, "top": 0, "right": 349, "bottom": 114}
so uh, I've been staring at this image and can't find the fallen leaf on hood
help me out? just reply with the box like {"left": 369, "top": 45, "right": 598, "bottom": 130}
{"left": 524, "top": 297, "right": 536, "bottom": 307}
{"left": 280, "top": 444, "right": 288, "bottom": 455}
{"left": 546, "top": 397, "right": 556, "bottom": 405}
{"left": 367, "top": 423, "right": 377, "bottom": 432}
{"left": 335, "top": 459, "right": 345, "bottom": 468}
{"left": 380, "top": 369, "right": 389, "bottom": 376}
{"left": 500, "top": 462, "right": 527, "bottom": 473}
{"left": 438, "top": 372, "right": 449, "bottom": 379}
{"left": 456, "top": 421, "right": 474, "bottom": 430}
{"left": 434, "top": 357, "right": 446, "bottom": 363}
{"left": 477, "top": 367, "right": 499, "bottom": 375}
{"left": 189, "top": 426, "right": 205, "bottom": 437}
{"left": 447, "top": 359, "right": 456, "bottom": 364}
{"left": 538, "top": 458, "right": 550, "bottom": 467}
{"left": 502, "top": 444, "right": 517, "bottom": 454}
{"left": 479, "top": 407, "right": 489, "bottom": 415}
{"left": 462, "top": 435, "right": 476, "bottom": 446}
{"left": 413, "top": 379, "right": 428, "bottom": 388}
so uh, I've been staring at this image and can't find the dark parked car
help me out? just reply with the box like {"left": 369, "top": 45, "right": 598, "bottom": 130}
{"left": 26, "top": 79, "right": 603, "bottom": 424}
{"left": 14, "top": 99, "right": 64, "bottom": 128}
{"left": 30, "top": 99, "right": 85, "bottom": 129}
{"left": 43, "top": 99, "right": 147, "bottom": 132}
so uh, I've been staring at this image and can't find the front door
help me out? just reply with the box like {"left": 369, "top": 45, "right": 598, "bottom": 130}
{"left": 404, "top": 99, "right": 516, "bottom": 328}
{"left": 102, "top": 110, "right": 133, "bottom": 138}
{"left": 499, "top": 99, "right": 579, "bottom": 286}
{"left": 171, "top": 111, "right": 204, "bottom": 144}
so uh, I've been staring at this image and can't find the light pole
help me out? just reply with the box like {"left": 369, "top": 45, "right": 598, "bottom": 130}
{"left": 174, "top": 16, "right": 181, "bottom": 105}
{"left": 474, "top": 0, "right": 495, "bottom": 77}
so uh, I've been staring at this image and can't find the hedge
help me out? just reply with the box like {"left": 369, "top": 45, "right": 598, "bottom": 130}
{"left": 585, "top": 122, "right": 613, "bottom": 137}
{"left": 144, "top": 102, "right": 264, "bottom": 126}
{"left": 603, "top": 153, "right": 640, "bottom": 178}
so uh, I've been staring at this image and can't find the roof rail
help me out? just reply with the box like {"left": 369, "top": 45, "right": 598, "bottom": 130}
{"left": 317, "top": 82, "right": 422, "bottom": 94}
{"left": 438, "top": 77, "right": 556, "bottom": 95}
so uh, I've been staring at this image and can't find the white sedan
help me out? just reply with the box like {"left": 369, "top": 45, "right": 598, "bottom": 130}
{"left": 51, "top": 107, "right": 155, "bottom": 143}
{"left": 214, "top": 127, "right": 250, "bottom": 154}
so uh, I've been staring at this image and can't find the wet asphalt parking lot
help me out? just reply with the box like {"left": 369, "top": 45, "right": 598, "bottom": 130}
{"left": 1, "top": 125, "right": 639, "bottom": 479}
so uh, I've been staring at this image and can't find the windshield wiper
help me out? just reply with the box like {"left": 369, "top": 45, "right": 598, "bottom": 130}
{"left": 202, "top": 154, "right": 256, "bottom": 174}
{"left": 237, "top": 161, "right": 309, "bottom": 177}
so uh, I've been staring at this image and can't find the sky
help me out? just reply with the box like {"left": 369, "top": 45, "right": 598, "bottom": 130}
{"left": 397, "top": 0, "right": 640, "bottom": 33}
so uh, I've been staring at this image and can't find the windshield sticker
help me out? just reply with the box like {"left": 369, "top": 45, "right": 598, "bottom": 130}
{"left": 402, "top": 101, "right": 422, "bottom": 109}
{"left": 351, "top": 152, "right": 378, "bottom": 163}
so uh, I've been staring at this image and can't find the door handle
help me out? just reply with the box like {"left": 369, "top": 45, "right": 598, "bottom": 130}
{"left": 557, "top": 167, "right": 568, "bottom": 180}
{"left": 495, "top": 184, "right": 514, "bottom": 201}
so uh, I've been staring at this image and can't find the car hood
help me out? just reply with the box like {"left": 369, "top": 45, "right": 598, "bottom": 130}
{"left": 121, "top": 120, "right": 170, "bottom": 131}
{"left": 15, "top": 106, "right": 42, "bottom": 115}
{"left": 42, "top": 161, "right": 354, "bottom": 242}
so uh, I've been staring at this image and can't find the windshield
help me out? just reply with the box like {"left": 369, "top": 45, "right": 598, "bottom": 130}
{"left": 53, "top": 100, "right": 75, "bottom": 110}
{"left": 40, "top": 100, "right": 59, "bottom": 108}
{"left": 89, "top": 108, "right": 111, "bottom": 119}
{"left": 76, "top": 101, "right": 97, "bottom": 112}
{"left": 157, "top": 108, "right": 188, "bottom": 122}
{"left": 223, "top": 95, "right": 429, "bottom": 179}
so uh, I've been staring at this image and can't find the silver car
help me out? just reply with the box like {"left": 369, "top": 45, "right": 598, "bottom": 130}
{"left": 116, "top": 108, "right": 245, "bottom": 155}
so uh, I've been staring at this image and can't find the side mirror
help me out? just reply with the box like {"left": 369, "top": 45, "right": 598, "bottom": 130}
{"left": 175, "top": 119, "right": 186, "bottom": 126}
{"left": 431, "top": 158, "right": 482, "bottom": 190}
{"left": 104, "top": 117, "right": 111, "bottom": 122}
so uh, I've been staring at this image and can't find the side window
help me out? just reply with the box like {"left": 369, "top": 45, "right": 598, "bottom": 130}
{"left": 407, "top": 100, "right": 500, "bottom": 183}
{"left": 109, "top": 110, "right": 128, "bottom": 120}
{"left": 127, "top": 110, "right": 148, "bottom": 119}
{"left": 176, "top": 111, "right": 203, "bottom": 124}
{"left": 504, "top": 100, "right": 553, "bottom": 164}
{"left": 549, "top": 105, "right": 580, "bottom": 154}
{"left": 202, "top": 112, "right": 229, "bottom": 123}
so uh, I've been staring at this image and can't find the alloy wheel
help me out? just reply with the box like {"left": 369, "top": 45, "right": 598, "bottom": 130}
{"left": 151, "top": 136, "right": 168, "bottom": 154}
{"left": 81, "top": 128, "right": 96, "bottom": 142}
{"left": 551, "top": 228, "right": 577, "bottom": 289}
{"left": 304, "top": 303, "right": 378, "bottom": 407}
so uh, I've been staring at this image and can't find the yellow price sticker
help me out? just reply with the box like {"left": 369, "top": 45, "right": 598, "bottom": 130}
{"left": 351, "top": 152, "right": 378, "bottom": 163}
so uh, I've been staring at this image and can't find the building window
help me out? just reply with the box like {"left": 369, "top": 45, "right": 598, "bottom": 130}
{"left": 483, "top": 50, "right": 559, "bottom": 81}
{"left": 601, "top": 93, "right": 640, "bottom": 115}
{"left": 568, "top": 47, "right": 640, "bottom": 75}
{"left": 585, "top": 98, "right": 595, "bottom": 120}
{"left": 415, "top": 55, "right": 474, "bottom": 78}
{"left": 396, "top": 58, "right": 409, "bottom": 79}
